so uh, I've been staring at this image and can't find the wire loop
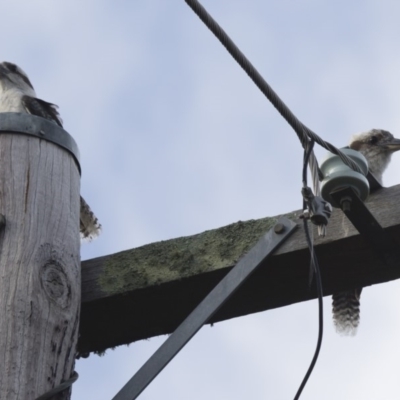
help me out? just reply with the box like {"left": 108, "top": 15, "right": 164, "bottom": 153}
{"left": 35, "top": 371, "right": 79, "bottom": 400}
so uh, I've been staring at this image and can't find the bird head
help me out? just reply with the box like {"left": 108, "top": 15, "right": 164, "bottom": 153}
{"left": 349, "top": 129, "right": 400, "bottom": 183}
{"left": 0, "top": 61, "right": 35, "bottom": 96}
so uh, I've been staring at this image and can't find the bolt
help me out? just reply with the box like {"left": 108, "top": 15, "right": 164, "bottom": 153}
{"left": 274, "top": 223, "right": 285, "bottom": 234}
{"left": 340, "top": 197, "right": 352, "bottom": 212}
{"left": 39, "top": 130, "right": 45, "bottom": 136}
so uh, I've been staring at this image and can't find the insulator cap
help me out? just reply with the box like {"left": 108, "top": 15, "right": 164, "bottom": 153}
{"left": 320, "top": 148, "right": 369, "bottom": 208}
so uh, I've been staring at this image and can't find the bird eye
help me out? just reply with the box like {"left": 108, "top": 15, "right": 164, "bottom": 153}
{"left": 369, "top": 136, "right": 378, "bottom": 144}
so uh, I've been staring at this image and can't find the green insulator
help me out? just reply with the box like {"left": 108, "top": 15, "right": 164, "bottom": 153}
{"left": 320, "top": 148, "right": 369, "bottom": 208}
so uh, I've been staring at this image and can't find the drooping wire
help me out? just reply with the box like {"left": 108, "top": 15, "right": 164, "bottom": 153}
{"left": 294, "top": 219, "right": 323, "bottom": 400}
{"left": 293, "top": 140, "right": 324, "bottom": 400}
{"left": 303, "top": 140, "right": 315, "bottom": 187}
{"left": 308, "top": 150, "right": 326, "bottom": 237}
{"left": 184, "top": 0, "right": 363, "bottom": 176}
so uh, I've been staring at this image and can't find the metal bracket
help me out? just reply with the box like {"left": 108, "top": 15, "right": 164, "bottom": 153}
{"left": 366, "top": 171, "right": 382, "bottom": 192}
{"left": 0, "top": 113, "right": 81, "bottom": 174}
{"left": 330, "top": 186, "right": 396, "bottom": 257}
{"left": 111, "top": 217, "right": 297, "bottom": 400}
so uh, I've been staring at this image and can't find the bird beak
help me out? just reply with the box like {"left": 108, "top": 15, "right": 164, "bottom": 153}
{"left": 385, "top": 137, "right": 400, "bottom": 152}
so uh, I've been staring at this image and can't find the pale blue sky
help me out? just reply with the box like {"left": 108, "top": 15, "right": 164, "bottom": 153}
{"left": 2, "top": 1, "right": 400, "bottom": 399}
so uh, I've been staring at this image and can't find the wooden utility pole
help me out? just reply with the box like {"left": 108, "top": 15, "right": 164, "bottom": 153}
{"left": 0, "top": 114, "right": 81, "bottom": 400}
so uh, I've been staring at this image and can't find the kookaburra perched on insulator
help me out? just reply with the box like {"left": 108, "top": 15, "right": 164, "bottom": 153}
{"left": 332, "top": 129, "right": 400, "bottom": 335}
{"left": 0, "top": 61, "right": 101, "bottom": 240}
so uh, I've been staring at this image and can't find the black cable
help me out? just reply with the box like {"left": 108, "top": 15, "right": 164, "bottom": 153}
{"left": 293, "top": 141, "right": 324, "bottom": 400}
{"left": 184, "top": 0, "right": 363, "bottom": 175}
{"left": 293, "top": 218, "right": 324, "bottom": 400}
{"left": 34, "top": 371, "right": 78, "bottom": 400}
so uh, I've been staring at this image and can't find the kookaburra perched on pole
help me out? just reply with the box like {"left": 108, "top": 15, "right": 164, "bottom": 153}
{"left": 332, "top": 129, "right": 400, "bottom": 335}
{"left": 0, "top": 61, "right": 101, "bottom": 240}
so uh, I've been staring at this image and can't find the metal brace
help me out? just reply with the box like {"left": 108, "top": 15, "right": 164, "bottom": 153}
{"left": 330, "top": 186, "right": 396, "bottom": 258}
{"left": 111, "top": 217, "right": 297, "bottom": 400}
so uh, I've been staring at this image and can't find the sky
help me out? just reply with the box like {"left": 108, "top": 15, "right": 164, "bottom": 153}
{"left": 2, "top": 1, "right": 400, "bottom": 399}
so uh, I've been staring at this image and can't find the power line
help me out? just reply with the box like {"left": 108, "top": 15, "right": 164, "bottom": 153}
{"left": 184, "top": 1, "right": 332, "bottom": 398}
{"left": 184, "top": 0, "right": 364, "bottom": 186}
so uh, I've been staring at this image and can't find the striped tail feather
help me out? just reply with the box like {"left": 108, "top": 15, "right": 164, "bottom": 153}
{"left": 332, "top": 288, "right": 362, "bottom": 335}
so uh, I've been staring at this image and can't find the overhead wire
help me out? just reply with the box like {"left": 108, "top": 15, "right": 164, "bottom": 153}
{"left": 184, "top": 0, "right": 362, "bottom": 171}
{"left": 184, "top": 0, "right": 362, "bottom": 239}
{"left": 184, "top": 0, "right": 328, "bottom": 398}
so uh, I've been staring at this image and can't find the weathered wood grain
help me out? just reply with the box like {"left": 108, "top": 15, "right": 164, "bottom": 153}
{"left": 0, "top": 134, "right": 81, "bottom": 399}
{"left": 79, "top": 184, "right": 400, "bottom": 355}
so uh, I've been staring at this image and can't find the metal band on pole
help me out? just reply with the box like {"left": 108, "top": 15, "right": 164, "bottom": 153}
{"left": 0, "top": 113, "right": 81, "bottom": 174}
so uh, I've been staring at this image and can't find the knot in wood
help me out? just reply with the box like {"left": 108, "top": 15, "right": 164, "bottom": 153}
{"left": 40, "top": 262, "right": 71, "bottom": 309}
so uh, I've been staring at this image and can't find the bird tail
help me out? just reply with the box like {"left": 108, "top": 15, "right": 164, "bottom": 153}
{"left": 332, "top": 288, "right": 362, "bottom": 335}
{"left": 80, "top": 196, "right": 101, "bottom": 240}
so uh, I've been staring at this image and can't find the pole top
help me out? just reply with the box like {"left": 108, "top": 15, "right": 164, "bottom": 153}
{"left": 0, "top": 113, "right": 81, "bottom": 174}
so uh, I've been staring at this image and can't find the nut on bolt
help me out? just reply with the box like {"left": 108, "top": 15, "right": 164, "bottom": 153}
{"left": 274, "top": 223, "right": 285, "bottom": 234}
{"left": 340, "top": 196, "right": 352, "bottom": 212}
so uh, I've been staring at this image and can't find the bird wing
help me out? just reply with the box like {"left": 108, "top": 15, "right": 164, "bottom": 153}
{"left": 21, "top": 95, "right": 63, "bottom": 127}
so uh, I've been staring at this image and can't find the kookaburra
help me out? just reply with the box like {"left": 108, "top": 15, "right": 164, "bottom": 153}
{"left": 0, "top": 61, "right": 101, "bottom": 240}
{"left": 332, "top": 129, "right": 400, "bottom": 335}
